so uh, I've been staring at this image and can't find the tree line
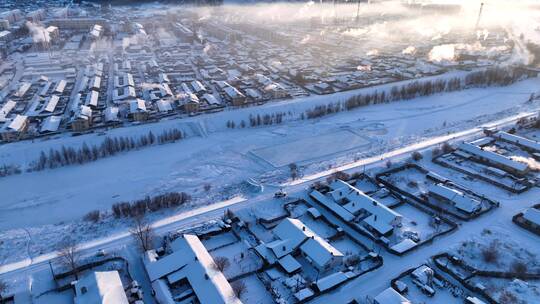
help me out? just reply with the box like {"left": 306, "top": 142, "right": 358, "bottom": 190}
{"left": 302, "top": 66, "right": 532, "bottom": 120}
{"left": 111, "top": 192, "right": 191, "bottom": 219}
{"left": 29, "top": 128, "right": 184, "bottom": 171}
{"left": 226, "top": 112, "right": 288, "bottom": 129}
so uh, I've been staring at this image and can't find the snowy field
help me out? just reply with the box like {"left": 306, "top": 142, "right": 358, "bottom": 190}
{"left": 250, "top": 130, "right": 371, "bottom": 167}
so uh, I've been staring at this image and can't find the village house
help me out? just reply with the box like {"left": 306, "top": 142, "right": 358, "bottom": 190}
{"left": 255, "top": 218, "right": 344, "bottom": 272}
{"left": 457, "top": 142, "right": 529, "bottom": 177}
{"left": 0, "top": 114, "right": 28, "bottom": 141}
{"left": 427, "top": 183, "right": 482, "bottom": 214}
{"left": 129, "top": 99, "right": 149, "bottom": 121}
{"left": 74, "top": 271, "right": 129, "bottom": 304}
{"left": 328, "top": 180, "right": 403, "bottom": 236}
{"left": 143, "top": 234, "right": 242, "bottom": 304}
{"left": 70, "top": 105, "right": 92, "bottom": 131}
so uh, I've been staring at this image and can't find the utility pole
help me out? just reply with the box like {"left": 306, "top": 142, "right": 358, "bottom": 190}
{"left": 475, "top": 2, "right": 484, "bottom": 29}
{"left": 356, "top": 0, "right": 361, "bottom": 23}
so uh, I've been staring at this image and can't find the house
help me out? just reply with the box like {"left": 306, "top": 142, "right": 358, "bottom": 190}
{"left": 181, "top": 93, "right": 200, "bottom": 113}
{"left": 113, "top": 86, "right": 136, "bottom": 104}
{"left": 523, "top": 208, "right": 540, "bottom": 228}
{"left": 255, "top": 218, "right": 344, "bottom": 271}
{"left": 1, "top": 114, "right": 28, "bottom": 141}
{"left": 458, "top": 142, "right": 529, "bottom": 177}
{"left": 428, "top": 183, "right": 482, "bottom": 214}
{"left": 129, "top": 99, "right": 148, "bottom": 121}
{"left": 104, "top": 107, "right": 119, "bottom": 122}
{"left": 0, "top": 99, "right": 16, "bottom": 122}
{"left": 494, "top": 131, "right": 540, "bottom": 153}
{"left": 71, "top": 105, "right": 92, "bottom": 131}
{"left": 114, "top": 73, "right": 135, "bottom": 88}
{"left": 43, "top": 95, "right": 60, "bottom": 113}
{"left": 223, "top": 85, "right": 246, "bottom": 106}
{"left": 329, "top": 180, "right": 402, "bottom": 236}
{"left": 54, "top": 79, "right": 67, "bottom": 95}
{"left": 156, "top": 99, "right": 173, "bottom": 113}
{"left": 202, "top": 93, "right": 221, "bottom": 107}
{"left": 143, "top": 234, "right": 242, "bottom": 304}
{"left": 85, "top": 90, "right": 99, "bottom": 108}
{"left": 263, "top": 83, "right": 289, "bottom": 99}
{"left": 73, "top": 271, "right": 129, "bottom": 304}
{"left": 373, "top": 288, "right": 411, "bottom": 304}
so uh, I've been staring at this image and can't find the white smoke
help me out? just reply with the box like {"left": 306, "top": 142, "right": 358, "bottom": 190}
{"left": 402, "top": 46, "right": 417, "bottom": 55}
{"left": 429, "top": 44, "right": 456, "bottom": 62}
{"left": 26, "top": 21, "right": 50, "bottom": 44}
{"left": 511, "top": 156, "right": 540, "bottom": 171}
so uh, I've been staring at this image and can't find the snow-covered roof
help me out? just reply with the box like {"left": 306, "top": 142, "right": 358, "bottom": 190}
{"left": 156, "top": 99, "right": 172, "bottom": 112}
{"left": 91, "top": 76, "right": 101, "bottom": 90}
{"left": 495, "top": 131, "right": 540, "bottom": 153}
{"left": 523, "top": 208, "right": 540, "bottom": 225}
{"left": 54, "top": 79, "right": 67, "bottom": 94}
{"left": 277, "top": 254, "right": 301, "bottom": 274}
{"left": 129, "top": 99, "right": 146, "bottom": 113}
{"left": 0, "top": 100, "right": 16, "bottom": 122}
{"left": 41, "top": 115, "right": 62, "bottom": 132}
{"left": 6, "top": 115, "right": 27, "bottom": 132}
{"left": 273, "top": 218, "right": 314, "bottom": 257}
{"left": 74, "top": 271, "right": 129, "bottom": 304}
{"left": 15, "top": 82, "right": 31, "bottom": 98}
{"left": 390, "top": 238, "right": 417, "bottom": 253}
{"left": 203, "top": 93, "right": 220, "bottom": 105}
{"left": 223, "top": 86, "right": 245, "bottom": 99}
{"left": 191, "top": 80, "right": 206, "bottom": 92}
{"left": 315, "top": 272, "right": 349, "bottom": 292}
{"left": 144, "top": 234, "right": 242, "bottom": 304}
{"left": 373, "top": 288, "right": 411, "bottom": 304}
{"left": 104, "top": 107, "right": 119, "bottom": 122}
{"left": 428, "top": 183, "right": 481, "bottom": 214}
{"left": 309, "top": 190, "right": 355, "bottom": 222}
{"left": 86, "top": 90, "right": 99, "bottom": 107}
{"left": 330, "top": 180, "right": 402, "bottom": 234}
{"left": 44, "top": 95, "right": 59, "bottom": 112}
{"left": 458, "top": 142, "right": 528, "bottom": 173}
{"left": 300, "top": 236, "right": 343, "bottom": 269}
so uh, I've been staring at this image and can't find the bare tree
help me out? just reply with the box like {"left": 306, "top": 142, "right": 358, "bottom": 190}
{"left": 58, "top": 237, "right": 80, "bottom": 279}
{"left": 231, "top": 281, "right": 247, "bottom": 299}
{"left": 214, "top": 256, "right": 230, "bottom": 272}
{"left": 0, "top": 279, "right": 8, "bottom": 301}
{"left": 130, "top": 216, "right": 154, "bottom": 252}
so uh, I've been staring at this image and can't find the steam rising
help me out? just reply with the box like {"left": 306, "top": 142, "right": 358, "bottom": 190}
{"left": 511, "top": 156, "right": 540, "bottom": 171}
{"left": 26, "top": 22, "right": 50, "bottom": 44}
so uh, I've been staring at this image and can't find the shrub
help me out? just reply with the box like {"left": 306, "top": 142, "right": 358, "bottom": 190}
{"left": 510, "top": 261, "right": 527, "bottom": 275}
{"left": 441, "top": 142, "right": 453, "bottom": 154}
{"left": 385, "top": 160, "right": 392, "bottom": 168}
{"left": 231, "top": 281, "right": 247, "bottom": 298}
{"left": 214, "top": 256, "right": 230, "bottom": 272}
{"left": 481, "top": 241, "right": 500, "bottom": 264}
{"left": 411, "top": 151, "right": 423, "bottom": 161}
{"left": 83, "top": 210, "right": 101, "bottom": 223}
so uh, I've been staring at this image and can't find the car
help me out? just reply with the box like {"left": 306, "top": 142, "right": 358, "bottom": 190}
{"left": 274, "top": 189, "right": 287, "bottom": 198}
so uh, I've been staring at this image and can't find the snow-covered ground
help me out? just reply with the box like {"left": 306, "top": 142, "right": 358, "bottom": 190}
{"left": 2, "top": 76, "right": 540, "bottom": 302}
{"left": 1, "top": 78, "right": 539, "bottom": 231}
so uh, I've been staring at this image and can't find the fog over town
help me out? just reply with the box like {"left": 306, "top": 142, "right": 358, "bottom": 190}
{"left": 1, "top": 1, "right": 540, "bottom": 304}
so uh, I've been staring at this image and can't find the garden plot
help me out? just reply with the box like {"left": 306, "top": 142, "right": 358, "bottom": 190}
{"left": 202, "top": 230, "right": 239, "bottom": 251}
{"left": 377, "top": 164, "right": 498, "bottom": 220}
{"left": 351, "top": 173, "right": 402, "bottom": 208}
{"left": 233, "top": 274, "right": 275, "bottom": 304}
{"left": 390, "top": 264, "right": 475, "bottom": 304}
{"left": 250, "top": 129, "right": 371, "bottom": 168}
{"left": 209, "top": 240, "right": 264, "bottom": 280}
{"left": 392, "top": 202, "right": 452, "bottom": 246}
{"left": 434, "top": 229, "right": 540, "bottom": 304}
